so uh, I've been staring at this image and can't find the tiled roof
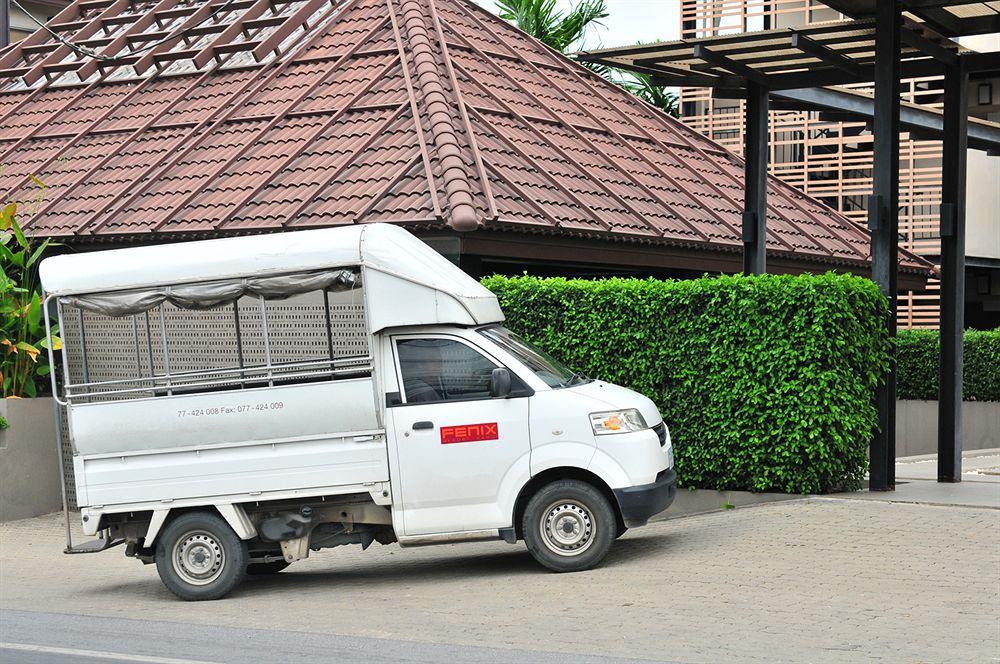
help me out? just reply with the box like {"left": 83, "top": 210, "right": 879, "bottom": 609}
{"left": 0, "top": 0, "right": 931, "bottom": 275}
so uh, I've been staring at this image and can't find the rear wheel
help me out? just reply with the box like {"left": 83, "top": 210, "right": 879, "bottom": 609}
{"left": 155, "top": 511, "right": 248, "bottom": 601}
{"left": 522, "top": 480, "right": 616, "bottom": 573}
{"left": 247, "top": 561, "right": 291, "bottom": 575}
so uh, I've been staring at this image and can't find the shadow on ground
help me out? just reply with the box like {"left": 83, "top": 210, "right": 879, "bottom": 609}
{"left": 74, "top": 529, "right": 683, "bottom": 601}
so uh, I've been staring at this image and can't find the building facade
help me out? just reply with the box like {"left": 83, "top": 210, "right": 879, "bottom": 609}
{"left": 679, "top": 0, "right": 1000, "bottom": 329}
{"left": 2, "top": 0, "right": 70, "bottom": 46}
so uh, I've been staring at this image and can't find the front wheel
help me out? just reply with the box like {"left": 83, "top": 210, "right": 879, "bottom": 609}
{"left": 155, "top": 511, "right": 248, "bottom": 601}
{"left": 522, "top": 480, "right": 617, "bottom": 573}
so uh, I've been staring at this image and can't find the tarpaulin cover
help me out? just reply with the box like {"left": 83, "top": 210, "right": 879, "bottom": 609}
{"left": 62, "top": 270, "right": 358, "bottom": 317}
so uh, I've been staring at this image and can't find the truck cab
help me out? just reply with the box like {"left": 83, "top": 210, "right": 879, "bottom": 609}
{"left": 40, "top": 223, "right": 675, "bottom": 601}
{"left": 381, "top": 324, "right": 674, "bottom": 541}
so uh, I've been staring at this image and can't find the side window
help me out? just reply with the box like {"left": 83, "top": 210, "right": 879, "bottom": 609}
{"left": 396, "top": 338, "right": 497, "bottom": 404}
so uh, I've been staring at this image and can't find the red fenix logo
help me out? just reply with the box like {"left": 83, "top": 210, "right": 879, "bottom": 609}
{"left": 440, "top": 422, "right": 499, "bottom": 444}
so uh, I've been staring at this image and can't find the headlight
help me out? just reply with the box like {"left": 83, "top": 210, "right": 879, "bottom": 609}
{"left": 590, "top": 409, "right": 647, "bottom": 435}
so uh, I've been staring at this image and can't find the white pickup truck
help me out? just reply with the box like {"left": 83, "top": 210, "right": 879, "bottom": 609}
{"left": 40, "top": 223, "right": 675, "bottom": 601}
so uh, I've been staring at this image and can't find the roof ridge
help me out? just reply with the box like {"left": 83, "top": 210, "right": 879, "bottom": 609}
{"left": 396, "top": 0, "right": 478, "bottom": 231}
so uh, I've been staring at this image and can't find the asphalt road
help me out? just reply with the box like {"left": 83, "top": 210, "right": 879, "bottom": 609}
{"left": 2, "top": 498, "right": 997, "bottom": 663}
{"left": 0, "top": 609, "right": 652, "bottom": 664}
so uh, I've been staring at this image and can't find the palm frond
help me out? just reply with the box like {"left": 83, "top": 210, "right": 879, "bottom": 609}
{"left": 551, "top": 0, "right": 608, "bottom": 52}
{"left": 621, "top": 72, "right": 679, "bottom": 117}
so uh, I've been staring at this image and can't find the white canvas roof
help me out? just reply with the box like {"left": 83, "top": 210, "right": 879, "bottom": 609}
{"left": 40, "top": 224, "right": 504, "bottom": 332}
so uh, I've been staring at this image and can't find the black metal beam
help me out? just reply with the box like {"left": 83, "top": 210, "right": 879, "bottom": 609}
{"left": 579, "top": 56, "right": 731, "bottom": 89}
{"left": 649, "top": 72, "right": 737, "bottom": 88}
{"left": 761, "top": 56, "right": 944, "bottom": 90}
{"left": 870, "top": 0, "right": 900, "bottom": 492}
{"left": 790, "top": 32, "right": 866, "bottom": 78}
{"left": 917, "top": 7, "right": 1000, "bottom": 37}
{"left": 637, "top": 38, "right": 882, "bottom": 71}
{"left": 743, "top": 82, "right": 769, "bottom": 275}
{"left": 712, "top": 87, "right": 753, "bottom": 100}
{"left": 646, "top": 61, "right": 725, "bottom": 81}
{"left": 938, "top": 60, "right": 968, "bottom": 483}
{"left": 963, "top": 51, "right": 1000, "bottom": 75}
{"left": 900, "top": 27, "right": 958, "bottom": 66}
{"left": 913, "top": 7, "right": 962, "bottom": 36}
{"left": 903, "top": 0, "right": 993, "bottom": 9}
{"left": 693, "top": 44, "right": 770, "bottom": 86}
{"left": 770, "top": 86, "right": 1000, "bottom": 153}
{"left": 824, "top": 0, "right": 999, "bottom": 28}
{"left": 579, "top": 18, "right": 880, "bottom": 61}
{"left": 673, "top": 55, "right": 944, "bottom": 92}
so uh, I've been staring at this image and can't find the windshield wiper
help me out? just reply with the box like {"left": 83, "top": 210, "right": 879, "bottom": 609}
{"left": 567, "top": 372, "right": 589, "bottom": 386}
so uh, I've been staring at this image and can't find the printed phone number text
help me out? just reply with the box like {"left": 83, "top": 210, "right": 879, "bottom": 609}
{"left": 176, "top": 402, "right": 284, "bottom": 418}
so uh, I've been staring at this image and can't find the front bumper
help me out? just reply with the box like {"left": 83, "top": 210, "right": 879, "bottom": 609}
{"left": 613, "top": 468, "right": 677, "bottom": 527}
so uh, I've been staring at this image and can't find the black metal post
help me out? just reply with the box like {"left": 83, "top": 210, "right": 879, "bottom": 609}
{"left": 743, "top": 81, "right": 769, "bottom": 275}
{"left": 869, "top": 0, "right": 901, "bottom": 492}
{"left": 233, "top": 301, "right": 245, "bottom": 387}
{"left": 938, "top": 60, "right": 968, "bottom": 483}
{"left": 322, "top": 289, "right": 335, "bottom": 381}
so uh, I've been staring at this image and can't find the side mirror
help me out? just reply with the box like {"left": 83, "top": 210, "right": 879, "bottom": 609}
{"left": 490, "top": 367, "right": 512, "bottom": 398}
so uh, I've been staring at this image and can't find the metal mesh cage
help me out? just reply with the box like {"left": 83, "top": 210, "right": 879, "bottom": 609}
{"left": 56, "top": 287, "right": 369, "bottom": 504}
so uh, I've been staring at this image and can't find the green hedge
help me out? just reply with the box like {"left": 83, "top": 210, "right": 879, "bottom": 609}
{"left": 482, "top": 273, "right": 891, "bottom": 494}
{"left": 897, "top": 328, "right": 1000, "bottom": 401}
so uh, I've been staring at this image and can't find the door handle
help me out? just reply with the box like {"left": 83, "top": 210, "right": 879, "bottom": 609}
{"left": 412, "top": 421, "right": 434, "bottom": 430}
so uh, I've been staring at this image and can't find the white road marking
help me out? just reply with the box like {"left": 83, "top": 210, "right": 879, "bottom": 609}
{"left": 0, "top": 642, "right": 220, "bottom": 664}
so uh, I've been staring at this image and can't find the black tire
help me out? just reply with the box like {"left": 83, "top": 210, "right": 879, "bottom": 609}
{"left": 522, "top": 479, "right": 617, "bottom": 573}
{"left": 155, "top": 511, "right": 248, "bottom": 601}
{"left": 246, "top": 561, "right": 291, "bottom": 575}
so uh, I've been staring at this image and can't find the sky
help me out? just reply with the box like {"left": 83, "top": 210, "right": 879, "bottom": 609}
{"left": 473, "top": 0, "right": 681, "bottom": 51}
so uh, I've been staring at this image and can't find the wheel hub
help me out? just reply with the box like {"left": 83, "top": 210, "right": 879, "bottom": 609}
{"left": 172, "top": 531, "right": 225, "bottom": 586}
{"left": 540, "top": 500, "right": 594, "bottom": 557}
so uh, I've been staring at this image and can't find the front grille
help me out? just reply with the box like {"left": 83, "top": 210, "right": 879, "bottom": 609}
{"left": 653, "top": 422, "right": 667, "bottom": 447}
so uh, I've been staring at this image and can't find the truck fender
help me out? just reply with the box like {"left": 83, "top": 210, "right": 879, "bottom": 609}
{"left": 144, "top": 509, "right": 170, "bottom": 544}
{"left": 586, "top": 448, "right": 631, "bottom": 490}
{"left": 495, "top": 451, "right": 533, "bottom": 529}
{"left": 529, "top": 441, "right": 597, "bottom": 478}
{"left": 216, "top": 504, "right": 257, "bottom": 540}
{"left": 143, "top": 504, "right": 257, "bottom": 546}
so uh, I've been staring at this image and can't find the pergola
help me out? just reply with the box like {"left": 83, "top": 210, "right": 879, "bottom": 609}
{"left": 580, "top": 0, "right": 1000, "bottom": 491}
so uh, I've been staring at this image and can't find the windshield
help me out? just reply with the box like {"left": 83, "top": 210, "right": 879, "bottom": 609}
{"left": 478, "top": 326, "right": 587, "bottom": 388}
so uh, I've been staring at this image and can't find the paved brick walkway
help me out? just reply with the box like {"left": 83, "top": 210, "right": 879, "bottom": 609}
{"left": 2, "top": 498, "right": 997, "bottom": 663}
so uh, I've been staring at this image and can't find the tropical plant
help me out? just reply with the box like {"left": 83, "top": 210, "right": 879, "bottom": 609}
{"left": 495, "top": 0, "right": 608, "bottom": 53}
{"left": 494, "top": 1, "right": 678, "bottom": 118}
{"left": 0, "top": 201, "right": 61, "bottom": 398}
{"left": 620, "top": 71, "right": 679, "bottom": 117}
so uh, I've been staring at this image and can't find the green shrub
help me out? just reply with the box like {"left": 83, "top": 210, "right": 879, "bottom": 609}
{"left": 897, "top": 328, "right": 1000, "bottom": 401}
{"left": 482, "top": 273, "right": 891, "bottom": 494}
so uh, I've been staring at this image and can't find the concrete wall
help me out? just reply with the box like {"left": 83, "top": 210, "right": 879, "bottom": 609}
{"left": 896, "top": 400, "right": 1000, "bottom": 458}
{"left": 962, "top": 34, "right": 1000, "bottom": 262}
{"left": 0, "top": 397, "right": 62, "bottom": 522}
{"left": 966, "top": 150, "right": 1000, "bottom": 262}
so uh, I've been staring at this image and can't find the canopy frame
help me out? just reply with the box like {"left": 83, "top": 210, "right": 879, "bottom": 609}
{"left": 580, "top": 6, "right": 1000, "bottom": 490}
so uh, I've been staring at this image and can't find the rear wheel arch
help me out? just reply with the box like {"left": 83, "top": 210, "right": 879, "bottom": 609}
{"left": 145, "top": 504, "right": 254, "bottom": 550}
{"left": 513, "top": 467, "right": 625, "bottom": 540}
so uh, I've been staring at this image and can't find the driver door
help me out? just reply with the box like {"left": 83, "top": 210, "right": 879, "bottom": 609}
{"left": 386, "top": 334, "right": 530, "bottom": 536}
